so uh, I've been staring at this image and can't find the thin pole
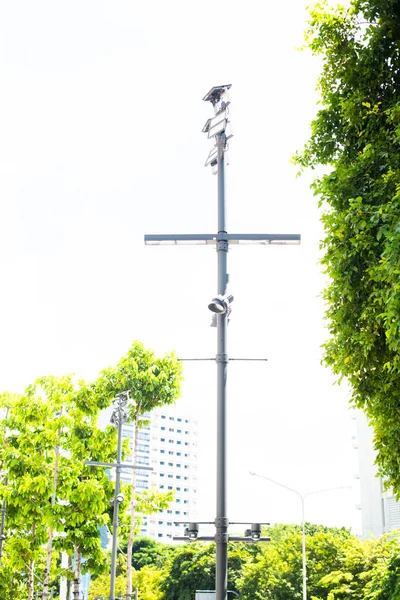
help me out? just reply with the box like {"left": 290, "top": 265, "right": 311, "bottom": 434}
{"left": 110, "top": 405, "right": 124, "bottom": 600}
{"left": 301, "top": 497, "right": 306, "bottom": 600}
{"left": 216, "top": 130, "right": 228, "bottom": 600}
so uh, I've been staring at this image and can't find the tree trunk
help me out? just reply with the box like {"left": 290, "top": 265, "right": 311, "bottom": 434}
{"left": 73, "top": 546, "right": 81, "bottom": 600}
{"left": 27, "top": 522, "right": 37, "bottom": 600}
{"left": 126, "top": 406, "right": 141, "bottom": 596}
{"left": 27, "top": 557, "right": 35, "bottom": 600}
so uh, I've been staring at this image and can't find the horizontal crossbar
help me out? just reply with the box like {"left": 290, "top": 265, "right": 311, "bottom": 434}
{"left": 144, "top": 233, "right": 300, "bottom": 245}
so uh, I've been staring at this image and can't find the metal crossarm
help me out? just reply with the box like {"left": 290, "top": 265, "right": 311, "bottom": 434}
{"left": 144, "top": 233, "right": 300, "bottom": 245}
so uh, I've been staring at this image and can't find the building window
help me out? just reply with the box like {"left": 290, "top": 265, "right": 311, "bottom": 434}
{"left": 169, "top": 440, "right": 174, "bottom": 444}
{"left": 158, "top": 521, "right": 163, "bottom": 525}
{"left": 161, "top": 426, "right": 166, "bottom": 431}
{"left": 169, "top": 416, "right": 174, "bottom": 420}
{"left": 184, "top": 500, "right": 188, "bottom": 504}
{"left": 168, "top": 462, "right": 173, "bottom": 467}
{"left": 169, "top": 428, "right": 174, "bottom": 432}
{"left": 177, "top": 452, "right": 181, "bottom": 457}
{"left": 177, "top": 418, "right": 182, "bottom": 422}
{"left": 160, "top": 461, "right": 165, "bottom": 465}
{"left": 185, "top": 420, "right": 189, "bottom": 423}
{"left": 176, "top": 475, "right": 181, "bottom": 480}
{"left": 176, "top": 464, "right": 181, "bottom": 468}
{"left": 177, "top": 441, "right": 182, "bottom": 445}
{"left": 168, "top": 486, "right": 173, "bottom": 490}
{"left": 168, "top": 474, "right": 173, "bottom": 479}
{"left": 184, "top": 465, "right": 189, "bottom": 469}
{"left": 160, "top": 473, "right": 165, "bottom": 478}
{"left": 160, "top": 438, "right": 165, "bottom": 442}
{"left": 184, "top": 488, "right": 189, "bottom": 492}
{"left": 158, "top": 533, "right": 163, "bottom": 538}
{"left": 176, "top": 487, "right": 181, "bottom": 491}
{"left": 184, "top": 442, "right": 189, "bottom": 446}
{"left": 160, "top": 485, "right": 165, "bottom": 489}
{"left": 167, "top": 510, "right": 172, "bottom": 514}
{"left": 169, "top": 451, "right": 174, "bottom": 455}
{"left": 167, "top": 522, "right": 172, "bottom": 526}
{"left": 185, "top": 431, "right": 189, "bottom": 435}
{"left": 175, "top": 511, "right": 180, "bottom": 515}
{"left": 161, "top": 415, "right": 166, "bottom": 419}
{"left": 177, "top": 429, "right": 182, "bottom": 433}
{"left": 160, "top": 449, "right": 165, "bottom": 454}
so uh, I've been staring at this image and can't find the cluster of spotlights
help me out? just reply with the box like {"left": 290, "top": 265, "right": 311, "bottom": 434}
{"left": 202, "top": 85, "right": 233, "bottom": 174}
{"left": 181, "top": 522, "right": 267, "bottom": 543}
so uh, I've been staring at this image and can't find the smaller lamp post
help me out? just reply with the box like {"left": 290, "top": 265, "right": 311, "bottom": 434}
{"left": 85, "top": 392, "right": 152, "bottom": 600}
{"left": 249, "top": 472, "right": 350, "bottom": 600}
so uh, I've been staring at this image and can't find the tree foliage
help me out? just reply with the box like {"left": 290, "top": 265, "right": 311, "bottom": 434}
{"left": 0, "top": 341, "right": 182, "bottom": 600}
{"left": 295, "top": 0, "right": 400, "bottom": 492}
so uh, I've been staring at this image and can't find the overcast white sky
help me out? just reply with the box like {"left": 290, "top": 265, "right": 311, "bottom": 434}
{"left": 0, "top": 0, "right": 362, "bottom": 533}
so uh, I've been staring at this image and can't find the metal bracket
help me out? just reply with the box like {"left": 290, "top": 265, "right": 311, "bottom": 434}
{"left": 215, "top": 517, "right": 229, "bottom": 527}
{"left": 215, "top": 533, "right": 229, "bottom": 543}
{"left": 217, "top": 240, "right": 229, "bottom": 252}
{"left": 216, "top": 354, "right": 229, "bottom": 364}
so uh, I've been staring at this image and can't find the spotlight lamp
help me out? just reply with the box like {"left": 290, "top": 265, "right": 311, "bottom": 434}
{"left": 208, "top": 293, "right": 234, "bottom": 314}
{"left": 184, "top": 522, "right": 199, "bottom": 540}
{"left": 116, "top": 493, "right": 124, "bottom": 503}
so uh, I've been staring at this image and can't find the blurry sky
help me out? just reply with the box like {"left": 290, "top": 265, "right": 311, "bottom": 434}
{"left": 0, "top": 0, "right": 361, "bottom": 532}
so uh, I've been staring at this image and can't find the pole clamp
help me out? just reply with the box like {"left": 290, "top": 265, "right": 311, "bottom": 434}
{"left": 217, "top": 240, "right": 229, "bottom": 252}
{"left": 216, "top": 353, "right": 229, "bottom": 364}
{"left": 215, "top": 517, "right": 229, "bottom": 527}
{"left": 215, "top": 533, "right": 229, "bottom": 543}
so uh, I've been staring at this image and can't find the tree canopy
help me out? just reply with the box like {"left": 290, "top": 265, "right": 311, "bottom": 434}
{"left": 295, "top": 0, "right": 400, "bottom": 493}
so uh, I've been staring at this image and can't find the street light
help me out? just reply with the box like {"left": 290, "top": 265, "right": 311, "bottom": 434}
{"left": 249, "top": 472, "right": 350, "bottom": 600}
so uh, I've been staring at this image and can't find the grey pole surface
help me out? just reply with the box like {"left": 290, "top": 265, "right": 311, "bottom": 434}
{"left": 109, "top": 403, "right": 124, "bottom": 600}
{"left": 216, "top": 130, "right": 228, "bottom": 600}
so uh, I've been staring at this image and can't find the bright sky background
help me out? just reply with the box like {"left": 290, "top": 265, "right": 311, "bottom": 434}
{"left": 0, "top": 0, "right": 362, "bottom": 533}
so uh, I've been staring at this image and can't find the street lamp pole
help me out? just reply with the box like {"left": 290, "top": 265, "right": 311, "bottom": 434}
{"left": 145, "top": 86, "right": 301, "bottom": 600}
{"left": 85, "top": 392, "right": 152, "bottom": 600}
{"left": 249, "top": 472, "right": 350, "bottom": 600}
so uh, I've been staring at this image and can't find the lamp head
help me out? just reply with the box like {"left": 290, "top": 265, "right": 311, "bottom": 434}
{"left": 208, "top": 293, "right": 234, "bottom": 314}
{"left": 203, "top": 85, "right": 232, "bottom": 111}
{"left": 184, "top": 522, "right": 199, "bottom": 540}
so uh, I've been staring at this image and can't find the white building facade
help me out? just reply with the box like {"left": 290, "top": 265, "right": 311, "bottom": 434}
{"left": 355, "top": 410, "right": 400, "bottom": 538}
{"left": 121, "top": 406, "right": 198, "bottom": 541}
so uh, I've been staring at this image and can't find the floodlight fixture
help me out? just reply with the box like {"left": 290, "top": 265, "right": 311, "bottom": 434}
{"left": 205, "top": 146, "right": 218, "bottom": 167}
{"left": 203, "top": 85, "right": 232, "bottom": 112}
{"left": 184, "top": 522, "right": 199, "bottom": 540}
{"left": 116, "top": 493, "right": 124, "bottom": 503}
{"left": 208, "top": 293, "right": 234, "bottom": 314}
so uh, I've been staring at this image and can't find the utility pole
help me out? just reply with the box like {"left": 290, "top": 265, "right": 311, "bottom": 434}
{"left": 145, "top": 85, "right": 300, "bottom": 600}
{"left": 85, "top": 391, "right": 152, "bottom": 600}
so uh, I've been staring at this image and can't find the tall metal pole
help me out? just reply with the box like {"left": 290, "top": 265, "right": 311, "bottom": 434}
{"left": 0, "top": 474, "right": 7, "bottom": 563}
{"left": 109, "top": 404, "right": 124, "bottom": 600}
{"left": 216, "top": 131, "right": 228, "bottom": 600}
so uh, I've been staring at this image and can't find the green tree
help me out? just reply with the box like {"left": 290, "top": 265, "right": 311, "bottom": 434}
{"left": 238, "top": 525, "right": 351, "bottom": 600}
{"left": 295, "top": 0, "right": 400, "bottom": 492}
{"left": 161, "top": 542, "right": 261, "bottom": 600}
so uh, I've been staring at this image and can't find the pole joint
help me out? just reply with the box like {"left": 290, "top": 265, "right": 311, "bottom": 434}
{"left": 216, "top": 353, "right": 229, "bottom": 364}
{"left": 217, "top": 240, "right": 229, "bottom": 252}
{"left": 215, "top": 517, "right": 229, "bottom": 527}
{"left": 215, "top": 532, "right": 229, "bottom": 543}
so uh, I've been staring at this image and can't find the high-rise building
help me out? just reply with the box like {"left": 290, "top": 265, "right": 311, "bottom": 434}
{"left": 354, "top": 410, "right": 400, "bottom": 538}
{"left": 120, "top": 406, "right": 198, "bottom": 541}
